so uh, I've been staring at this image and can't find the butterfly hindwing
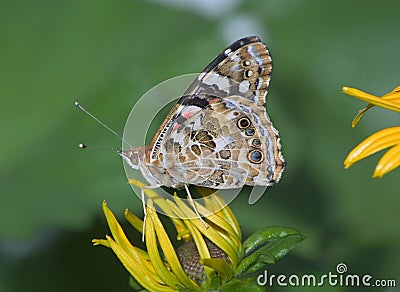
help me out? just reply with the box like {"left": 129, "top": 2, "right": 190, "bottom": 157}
{"left": 159, "top": 93, "right": 283, "bottom": 188}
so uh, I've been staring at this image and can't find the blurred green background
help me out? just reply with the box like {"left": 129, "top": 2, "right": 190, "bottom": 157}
{"left": 0, "top": 0, "right": 399, "bottom": 291}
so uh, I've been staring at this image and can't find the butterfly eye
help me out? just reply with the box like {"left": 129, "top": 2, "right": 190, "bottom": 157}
{"left": 244, "top": 69, "right": 254, "bottom": 79}
{"left": 252, "top": 138, "right": 261, "bottom": 147}
{"left": 237, "top": 117, "right": 251, "bottom": 129}
{"left": 242, "top": 60, "right": 251, "bottom": 67}
{"left": 248, "top": 150, "right": 264, "bottom": 164}
{"left": 245, "top": 128, "right": 255, "bottom": 136}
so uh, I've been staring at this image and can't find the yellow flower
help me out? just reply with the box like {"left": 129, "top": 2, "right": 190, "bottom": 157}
{"left": 92, "top": 179, "right": 304, "bottom": 291}
{"left": 343, "top": 85, "right": 400, "bottom": 177}
{"left": 93, "top": 179, "right": 241, "bottom": 291}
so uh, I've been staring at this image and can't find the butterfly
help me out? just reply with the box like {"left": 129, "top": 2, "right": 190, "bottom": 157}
{"left": 120, "top": 36, "right": 285, "bottom": 221}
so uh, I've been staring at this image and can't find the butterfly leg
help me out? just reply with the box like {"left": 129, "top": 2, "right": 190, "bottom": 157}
{"left": 184, "top": 184, "right": 209, "bottom": 228}
{"left": 140, "top": 184, "right": 160, "bottom": 242}
{"left": 140, "top": 186, "right": 147, "bottom": 242}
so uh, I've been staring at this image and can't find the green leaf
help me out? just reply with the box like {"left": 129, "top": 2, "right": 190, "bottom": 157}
{"left": 243, "top": 226, "right": 303, "bottom": 256}
{"left": 258, "top": 233, "right": 305, "bottom": 261}
{"left": 235, "top": 251, "right": 276, "bottom": 276}
{"left": 236, "top": 227, "right": 305, "bottom": 276}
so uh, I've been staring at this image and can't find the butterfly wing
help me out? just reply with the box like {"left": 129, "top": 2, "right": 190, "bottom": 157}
{"left": 182, "top": 35, "right": 272, "bottom": 107}
{"left": 159, "top": 94, "right": 284, "bottom": 188}
{"left": 148, "top": 36, "right": 273, "bottom": 164}
{"left": 159, "top": 100, "right": 250, "bottom": 188}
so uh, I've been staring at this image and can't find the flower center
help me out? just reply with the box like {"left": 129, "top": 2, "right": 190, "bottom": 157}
{"left": 176, "top": 238, "right": 230, "bottom": 284}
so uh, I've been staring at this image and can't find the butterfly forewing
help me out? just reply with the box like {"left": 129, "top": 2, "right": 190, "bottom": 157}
{"left": 148, "top": 36, "right": 273, "bottom": 164}
{"left": 182, "top": 35, "right": 272, "bottom": 107}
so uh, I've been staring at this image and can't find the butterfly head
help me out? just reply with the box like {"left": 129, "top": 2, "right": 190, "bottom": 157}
{"left": 118, "top": 146, "right": 146, "bottom": 170}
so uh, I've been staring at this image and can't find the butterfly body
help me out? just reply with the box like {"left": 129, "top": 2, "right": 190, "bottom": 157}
{"left": 121, "top": 36, "right": 285, "bottom": 193}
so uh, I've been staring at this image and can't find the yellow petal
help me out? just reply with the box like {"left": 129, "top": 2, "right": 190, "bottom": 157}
{"left": 170, "top": 200, "right": 215, "bottom": 281}
{"left": 124, "top": 208, "right": 143, "bottom": 233}
{"left": 206, "top": 195, "right": 241, "bottom": 241}
{"left": 127, "top": 179, "right": 171, "bottom": 212}
{"left": 351, "top": 104, "right": 373, "bottom": 128}
{"left": 346, "top": 85, "right": 400, "bottom": 127}
{"left": 195, "top": 201, "right": 240, "bottom": 243}
{"left": 344, "top": 127, "right": 400, "bottom": 168}
{"left": 106, "top": 235, "right": 175, "bottom": 292}
{"left": 147, "top": 200, "right": 199, "bottom": 290}
{"left": 170, "top": 198, "right": 239, "bottom": 268}
{"left": 92, "top": 238, "right": 110, "bottom": 247}
{"left": 199, "top": 258, "right": 234, "bottom": 283}
{"left": 145, "top": 201, "right": 182, "bottom": 289}
{"left": 342, "top": 86, "right": 400, "bottom": 113}
{"left": 183, "top": 217, "right": 215, "bottom": 282}
{"left": 128, "top": 179, "right": 186, "bottom": 230}
{"left": 389, "top": 85, "right": 400, "bottom": 94}
{"left": 101, "top": 201, "right": 156, "bottom": 274}
{"left": 176, "top": 229, "right": 192, "bottom": 241}
{"left": 373, "top": 144, "right": 400, "bottom": 178}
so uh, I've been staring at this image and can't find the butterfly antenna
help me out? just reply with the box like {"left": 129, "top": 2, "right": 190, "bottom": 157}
{"left": 75, "top": 101, "right": 132, "bottom": 148}
{"left": 77, "top": 143, "right": 122, "bottom": 152}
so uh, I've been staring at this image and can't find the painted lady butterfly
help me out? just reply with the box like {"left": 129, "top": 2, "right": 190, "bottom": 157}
{"left": 120, "top": 36, "right": 285, "bottom": 219}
